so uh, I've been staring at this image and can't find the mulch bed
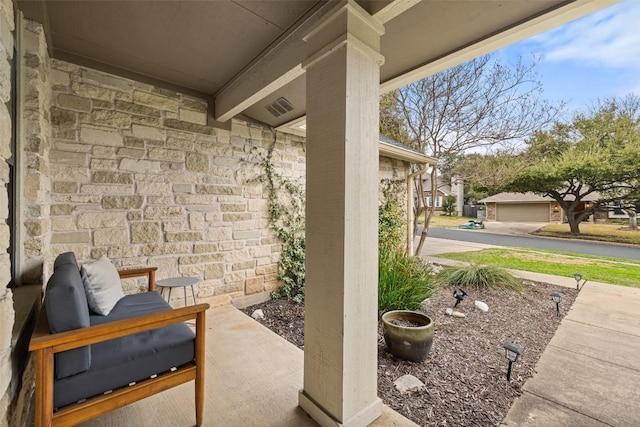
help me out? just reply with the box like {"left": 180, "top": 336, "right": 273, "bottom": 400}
{"left": 242, "top": 280, "right": 577, "bottom": 426}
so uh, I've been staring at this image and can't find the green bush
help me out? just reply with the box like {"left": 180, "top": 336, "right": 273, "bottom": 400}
{"left": 378, "top": 178, "right": 435, "bottom": 314}
{"left": 379, "top": 246, "right": 435, "bottom": 313}
{"left": 438, "top": 264, "right": 522, "bottom": 292}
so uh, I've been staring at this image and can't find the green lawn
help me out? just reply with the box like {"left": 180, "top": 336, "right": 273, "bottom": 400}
{"left": 436, "top": 248, "right": 640, "bottom": 288}
{"left": 533, "top": 223, "right": 640, "bottom": 245}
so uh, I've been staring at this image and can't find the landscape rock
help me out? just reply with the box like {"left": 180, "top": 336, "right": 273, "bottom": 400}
{"left": 444, "top": 308, "right": 453, "bottom": 316}
{"left": 474, "top": 300, "right": 489, "bottom": 312}
{"left": 251, "top": 309, "right": 265, "bottom": 320}
{"left": 394, "top": 374, "right": 425, "bottom": 394}
{"left": 452, "top": 311, "right": 466, "bottom": 318}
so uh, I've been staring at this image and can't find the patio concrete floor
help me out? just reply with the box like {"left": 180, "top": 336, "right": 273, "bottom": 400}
{"left": 79, "top": 303, "right": 417, "bottom": 427}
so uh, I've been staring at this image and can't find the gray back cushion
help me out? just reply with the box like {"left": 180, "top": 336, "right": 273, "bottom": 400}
{"left": 46, "top": 252, "right": 92, "bottom": 379}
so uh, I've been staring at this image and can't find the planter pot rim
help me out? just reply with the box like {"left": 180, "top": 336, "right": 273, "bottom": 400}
{"left": 381, "top": 310, "right": 432, "bottom": 329}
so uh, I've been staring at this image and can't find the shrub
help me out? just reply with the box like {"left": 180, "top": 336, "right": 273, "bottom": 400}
{"left": 379, "top": 246, "right": 435, "bottom": 313}
{"left": 438, "top": 264, "right": 522, "bottom": 292}
{"left": 378, "top": 178, "right": 435, "bottom": 313}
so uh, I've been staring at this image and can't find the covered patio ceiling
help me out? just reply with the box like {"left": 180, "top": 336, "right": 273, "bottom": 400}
{"left": 18, "top": 0, "right": 618, "bottom": 129}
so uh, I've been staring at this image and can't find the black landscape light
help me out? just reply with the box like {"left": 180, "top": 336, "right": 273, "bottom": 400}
{"left": 550, "top": 292, "right": 564, "bottom": 317}
{"left": 453, "top": 289, "right": 467, "bottom": 308}
{"left": 574, "top": 273, "right": 583, "bottom": 290}
{"left": 502, "top": 342, "right": 524, "bottom": 381}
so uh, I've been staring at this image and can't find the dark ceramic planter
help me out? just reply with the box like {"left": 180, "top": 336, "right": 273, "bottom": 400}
{"left": 381, "top": 310, "right": 434, "bottom": 362}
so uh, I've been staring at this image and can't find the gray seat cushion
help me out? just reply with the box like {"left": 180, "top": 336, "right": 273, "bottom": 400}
{"left": 46, "top": 252, "right": 92, "bottom": 379}
{"left": 53, "top": 292, "right": 195, "bottom": 408}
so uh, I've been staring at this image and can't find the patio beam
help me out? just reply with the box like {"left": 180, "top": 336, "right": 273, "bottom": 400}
{"left": 213, "top": 2, "right": 329, "bottom": 123}
{"left": 299, "top": 1, "right": 384, "bottom": 426}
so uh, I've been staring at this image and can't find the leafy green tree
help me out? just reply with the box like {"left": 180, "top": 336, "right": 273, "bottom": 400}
{"left": 505, "top": 96, "right": 640, "bottom": 234}
{"left": 442, "top": 194, "right": 457, "bottom": 216}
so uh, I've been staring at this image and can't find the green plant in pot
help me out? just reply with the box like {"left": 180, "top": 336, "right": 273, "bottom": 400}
{"left": 378, "top": 180, "right": 436, "bottom": 362}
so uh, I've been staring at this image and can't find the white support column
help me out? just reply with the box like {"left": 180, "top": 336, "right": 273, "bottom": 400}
{"left": 299, "top": 2, "right": 384, "bottom": 426}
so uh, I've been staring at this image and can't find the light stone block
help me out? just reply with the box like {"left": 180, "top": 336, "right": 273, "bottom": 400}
{"left": 175, "top": 194, "right": 217, "bottom": 205}
{"left": 207, "top": 227, "right": 232, "bottom": 241}
{"left": 232, "top": 260, "right": 256, "bottom": 271}
{"left": 80, "top": 184, "right": 133, "bottom": 195}
{"left": 101, "top": 195, "right": 143, "bottom": 209}
{"left": 136, "top": 181, "right": 171, "bottom": 195}
{"left": 119, "top": 158, "right": 161, "bottom": 173}
{"left": 179, "top": 108, "right": 207, "bottom": 125}
{"left": 133, "top": 90, "right": 180, "bottom": 111}
{"left": 71, "top": 81, "right": 114, "bottom": 101}
{"left": 80, "top": 125, "right": 124, "bottom": 147}
{"left": 205, "top": 263, "right": 225, "bottom": 280}
{"left": 219, "top": 241, "right": 245, "bottom": 251}
{"left": 140, "top": 242, "right": 191, "bottom": 256}
{"left": 50, "top": 68, "right": 70, "bottom": 87}
{"left": 132, "top": 124, "right": 164, "bottom": 141}
{"left": 162, "top": 221, "right": 186, "bottom": 232}
{"left": 94, "top": 228, "right": 128, "bottom": 245}
{"left": 57, "top": 94, "right": 91, "bottom": 112}
{"left": 185, "top": 152, "right": 209, "bottom": 172}
{"left": 82, "top": 69, "right": 134, "bottom": 91}
{"left": 148, "top": 148, "right": 184, "bottom": 162}
{"left": 77, "top": 212, "right": 126, "bottom": 228}
{"left": 92, "top": 171, "right": 133, "bottom": 184}
{"left": 49, "top": 150, "right": 86, "bottom": 166}
{"left": 107, "top": 246, "right": 139, "bottom": 259}
{"left": 51, "top": 231, "right": 91, "bottom": 244}
{"left": 92, "top": 110, "right": 132, "bottom": 129}
{"left": 193, "top": 243, "right": 218, "bottom": 254}
{"left": 144, "top": 206, "right": 183, "bottom": 219}
{"left": 131, "top": 222, "right": 160, "bottom": 243}
{"left": 233, "top": 230, "right": 261, "bottom": 240}
{"left": 165, "top": 231, "right": 202, "bottom": 242}
{"left": 245, "top": 276, "right": 265, "bottom": 295}
{"left": 52, "top": 217, "right": 76, "bottom": 231}
{"left": 56, "top": 142, "right": 92, "bottom": 153}
{"left": 53, "top": 181, "right": 78, "bottom": 193}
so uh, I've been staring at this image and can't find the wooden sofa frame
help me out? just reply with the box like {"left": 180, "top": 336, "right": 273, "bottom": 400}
{"left": 29, "top": 266, "right": 210, "bottom": 427}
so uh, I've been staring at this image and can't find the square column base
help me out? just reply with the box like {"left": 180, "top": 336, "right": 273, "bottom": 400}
{"left": 299, "top": 390, "right": 382, "bottom": 427}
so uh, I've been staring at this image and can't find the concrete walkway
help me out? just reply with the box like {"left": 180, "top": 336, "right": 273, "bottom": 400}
{"left": 421, "top": 237, "right": 640, "bottom": 427}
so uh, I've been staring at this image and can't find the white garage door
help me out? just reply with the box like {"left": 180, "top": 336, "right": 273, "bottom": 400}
{"left": 496, "top": 203, "right": 549, "bottom": 222}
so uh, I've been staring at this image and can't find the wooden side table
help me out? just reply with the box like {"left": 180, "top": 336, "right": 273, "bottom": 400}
{"left": 156, "top": 277, "right": 199, "bottom": 306}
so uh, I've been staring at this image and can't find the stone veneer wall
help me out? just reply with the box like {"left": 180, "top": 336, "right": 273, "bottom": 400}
{"left": 21, "top": 21, "right": 51, "bottom": 284}
{"left": 379, "top": 156, "right": 411, "bottom": 244}
{"left": 0, "top": 0, "right": 14, "bottom": 422}
{"left": 48, "top": 60, "right": 305, "bottom": 304}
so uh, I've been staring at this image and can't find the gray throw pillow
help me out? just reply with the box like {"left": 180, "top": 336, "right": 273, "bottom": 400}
{"left": 81, "top": 256, "right": 124, "bottom": 315}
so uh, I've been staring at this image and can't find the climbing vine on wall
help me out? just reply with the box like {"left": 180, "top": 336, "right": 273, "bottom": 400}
{"left": 248, "top": 133, "right": 306, "bottom": 302}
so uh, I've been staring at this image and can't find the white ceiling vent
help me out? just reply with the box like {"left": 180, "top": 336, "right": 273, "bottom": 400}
{"left": 265, "top": 97, "right": 294, "bottom": 117}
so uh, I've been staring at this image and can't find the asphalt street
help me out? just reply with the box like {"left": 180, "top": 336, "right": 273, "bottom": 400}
{"left": 425, "top": 227, "right": 640, "bottom": 261}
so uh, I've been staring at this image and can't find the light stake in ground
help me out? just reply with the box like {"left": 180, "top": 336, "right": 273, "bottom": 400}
{"left": 453, "top": 289, "right": 467, "bottom": 308}
{"left": 550, "top": 292, "right": 563, "bottom": 317}
{"left": 502, "top": 342, "right": 524, "bottom": 381}
{"left": 574, "top": 273, "right": 583, "bottom": 290}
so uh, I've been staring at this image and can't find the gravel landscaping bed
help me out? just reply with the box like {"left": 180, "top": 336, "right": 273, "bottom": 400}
{"left": 242, "top": 280, "right": 577, "bottom": 426}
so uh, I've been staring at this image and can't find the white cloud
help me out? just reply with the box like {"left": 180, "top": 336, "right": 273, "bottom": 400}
{"left": 532, "top": 0, "right": 640, "bottom": 70}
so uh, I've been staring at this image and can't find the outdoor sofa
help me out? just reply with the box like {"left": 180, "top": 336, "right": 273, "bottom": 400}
{"left": 29, "top": 252, "right": 210, "bottom": 426}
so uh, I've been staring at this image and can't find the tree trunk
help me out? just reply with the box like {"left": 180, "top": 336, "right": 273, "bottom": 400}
{"left": 626, "top": 208, "right": 637, "bottom": 230}
{"left": 414, "top": 169, "right": 437, "bottom": 255}
{"left": 565, "top": 209, "right": 582, "bottom": 234}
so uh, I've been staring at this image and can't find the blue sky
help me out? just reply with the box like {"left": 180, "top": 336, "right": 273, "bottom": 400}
{"left": 497, "top": 0, "right": 640, "bottom": 116}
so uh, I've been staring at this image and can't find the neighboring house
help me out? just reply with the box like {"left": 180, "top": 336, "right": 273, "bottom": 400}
{"left": 479, "top": 192, "right": 603, "bottom": 223}
{"left": 479, "top": 192, "right": 559, "bottom": 222}
{"left": 421, "top": 176, "right": 452, "bottom": 212}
